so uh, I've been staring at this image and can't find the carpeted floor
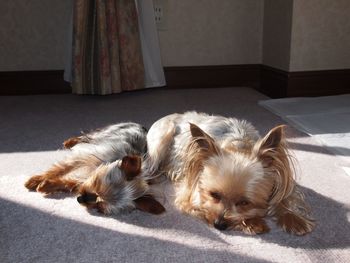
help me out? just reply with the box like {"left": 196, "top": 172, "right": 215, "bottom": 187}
{"left": 0, "top": 87, "right": 349, "bottom": 263}
{"left": 259, "top": 94, "right": 350, "bottom": 176}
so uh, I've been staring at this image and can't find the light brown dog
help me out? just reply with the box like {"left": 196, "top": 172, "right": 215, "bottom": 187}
{"left": 25, "top": 123, "right": 165, "bottom": 215}
{"left": 145, "top": 112, "right": 315, "bottom": 235}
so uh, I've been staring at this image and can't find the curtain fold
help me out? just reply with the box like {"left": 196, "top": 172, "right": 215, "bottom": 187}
{"left": 72, "top": 0, "right": 145, "bottom": 95}
{"left": 136, "top": 0, "right": 166, "bottom": 88}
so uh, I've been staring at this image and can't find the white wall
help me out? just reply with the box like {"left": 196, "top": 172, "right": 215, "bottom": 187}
{"left": 0, "top": 0, "right": 264, "bottom": 71}
{"left": 1, "top": 0, "right": 349, "bottom": 72}
{"left": 158, "top": 0, "right": 264, "bottom": 66}
{"left": 262, "top": 0, "right": 293, "bottom": 71}
{"left": 289, "top": 0, "right": 350, "bottom": 71}
{"left": 0, "top": 0, "right": 72, "bottom": 71}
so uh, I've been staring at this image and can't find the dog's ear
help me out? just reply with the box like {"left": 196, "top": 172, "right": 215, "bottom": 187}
{"left": 261, "top": 125, "right": 284, "bottom": 149}
{"left": 254, "top": 125, "right": 285, "bottom": 165}
{"left": 120, "top": 155, "right": 142, "bottom": 180}
{"left": 134, "top": 195, "right": 166, "bottom": 215}
{"left": 253, "top": 125, "right": 296, "bottom": 207}
{"left": 190, "top": 123, "right": 219, "bottom": 154}
{"left": 256, "top": 127, "right": 315, "bottom": 236}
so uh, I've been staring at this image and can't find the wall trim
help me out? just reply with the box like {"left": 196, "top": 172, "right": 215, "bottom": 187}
{"left": 260, "top": 65, "right": 350, "bottom": 98}
{"left": 288, "top": 68, "right": 350, "bottom": 97}
{"left": 1, "top": 66, "right": 350, "bottom": 97}
{"left": 0, "top": 70, "right": 71, "bottom": 95}
{"left": 260, "top": 65, "right": 289, "bottom": 98}
{"left": 164, "top": 64, "right": 261, "bottom": 89}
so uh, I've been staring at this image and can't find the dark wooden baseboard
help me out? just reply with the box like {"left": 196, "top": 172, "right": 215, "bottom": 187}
{"left": 260, "top": 65, "right": 350, "bottom": 98}
{"left": 0, "top": 70, "right": 71, "bottom": 95}
{"left": 1, "top": 66, "right": 350, "bottom": 97}
{"left": 288, "top": 69, "right": 350, "bottom": 97}
{"left": 164, "top": 64, "right": 260, "bottom": 89}
{"left": 259, "top": 65, "right": 289, "bottom": 98}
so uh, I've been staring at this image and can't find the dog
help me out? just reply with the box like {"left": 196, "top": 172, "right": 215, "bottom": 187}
{"left": 25, "top": 122, "right": 165, "bottom": 215}
{"left": 145, "top": 111, "right": 315, "bottom": 235}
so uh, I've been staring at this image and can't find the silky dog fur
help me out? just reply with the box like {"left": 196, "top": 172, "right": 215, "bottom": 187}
{"left": 145, "top": 111, "right": 315, "bottom": 235}
{"left": 25, "top": 122, "right": 165, "bottom": 215}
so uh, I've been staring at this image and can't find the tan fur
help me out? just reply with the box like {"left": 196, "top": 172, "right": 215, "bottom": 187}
{"left": 63, "top": 136, "right": 83, "bottom": 149}
{"left": 146, "top": 112, "right": 315, "bottom": 235}
{"left": 25, "top": 122, "right": 165, "bottom": 215}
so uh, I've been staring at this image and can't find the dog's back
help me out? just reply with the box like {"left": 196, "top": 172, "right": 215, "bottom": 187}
{"left": 146, "top": 111, "right": 260, "bottom": 180}
{"left": 71, "top": 122, "right": 148, "bottom": 163}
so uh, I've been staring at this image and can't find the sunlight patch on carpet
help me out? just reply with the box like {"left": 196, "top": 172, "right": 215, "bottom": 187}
{"left": 259, "top": 94, "right": 350, "bottom": 176}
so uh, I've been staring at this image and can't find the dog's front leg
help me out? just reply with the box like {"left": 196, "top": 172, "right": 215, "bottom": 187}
{"left": 234, "top": 218, "right": 270, "bottom": 235}
{"left": 36, "top": 178, "right": 80, "bottom": 194}
{"left": 25, "top": 161, "right": 77, "bottom": 194}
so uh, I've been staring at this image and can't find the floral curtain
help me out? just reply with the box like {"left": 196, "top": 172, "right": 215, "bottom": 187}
{"left": 72, "top": 0, "right": 145, "bottom": 95}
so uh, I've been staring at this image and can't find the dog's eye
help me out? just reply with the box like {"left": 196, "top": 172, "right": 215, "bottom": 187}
{"left": 210, "top": 191, "right": 221, "bottom": 201}
{"left": 236, "top": 200, "right": 249, "bottom": 206}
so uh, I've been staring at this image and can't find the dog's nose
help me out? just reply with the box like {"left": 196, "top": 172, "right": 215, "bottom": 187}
{"left": 77, "top": 195, "right": 85, "bottom": 203}
{"left": 214, "top": 219, "right": 228, "bottom": 230}
{"left": 77, "top": 193, "right": 98, "bottom": 204}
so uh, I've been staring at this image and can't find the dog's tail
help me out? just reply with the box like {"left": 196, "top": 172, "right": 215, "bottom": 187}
{"left": 142, "top": 119, "right": 176, "bottom": 180}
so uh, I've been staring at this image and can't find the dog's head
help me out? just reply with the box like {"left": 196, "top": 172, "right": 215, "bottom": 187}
{"left": 186, "top": 123, "right": 303, "bottom": 232}
{"left": 77, "top": 155, "right": 165, "bottom": 215}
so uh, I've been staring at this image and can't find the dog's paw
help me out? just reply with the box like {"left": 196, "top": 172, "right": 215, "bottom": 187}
{"left": 36, "top": 179, "right": 52, "bottom": 194}
{"left": 25, "top": 175, "right": 44, "bottom": 191}
{"left": 277, "top": 212, "right": 315, "bottom": 235}
{"left": 235, "top": 218, "right": 270, "bottom": 235}
{"left": 36, "top": 179, "right": 60, "bottom": 194}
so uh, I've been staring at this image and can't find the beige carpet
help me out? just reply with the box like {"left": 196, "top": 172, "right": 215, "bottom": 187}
{"left": 260, "top": 94, "right": 350, "bottom": 176}
{"left": 0, "top": 87, "right": 349, "bottom": 262}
